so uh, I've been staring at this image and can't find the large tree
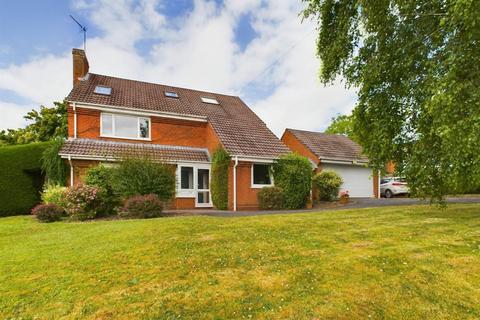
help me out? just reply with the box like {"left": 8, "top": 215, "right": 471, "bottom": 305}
{"left": 303, "top": 0, "right": 480, "bottom": 199}
{"left": 0, "top": 101, "right": 67, "bottom": 145}
{"left": 325, "top": 113, "right": 357, "bottom": 142}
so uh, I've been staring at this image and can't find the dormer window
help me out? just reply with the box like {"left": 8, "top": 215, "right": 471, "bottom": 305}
{"left": 201, "top": 97, "right": 219, "bottom": 104}
{"left": 165, "top": 91, "right": 179, "bottom": 98}
{"left": 94, "top": 86, "right": 112, "bottom": 95}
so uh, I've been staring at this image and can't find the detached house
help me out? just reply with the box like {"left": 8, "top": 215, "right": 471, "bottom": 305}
{"left": 60, "top": 49, "right": 290, "bottom": 210}
{"left": 282, "top": 129, "right": 380, "bottom": 198}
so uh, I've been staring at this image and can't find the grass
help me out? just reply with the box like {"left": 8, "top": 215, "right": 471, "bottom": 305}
{"left": 1, "top": 204, "right": 480, "bottom": 319}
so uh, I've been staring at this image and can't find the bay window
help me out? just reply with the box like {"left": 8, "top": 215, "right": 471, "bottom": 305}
{"left": 100, "top": 113, "right": 150, "bottom": 140}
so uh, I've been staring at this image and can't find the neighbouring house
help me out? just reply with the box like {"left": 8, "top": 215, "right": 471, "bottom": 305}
{"left": 281, "top": 129, "right": 380, "bottom": 198}
{"left": 59, "top": 48, "right": 290, "bottom": 210}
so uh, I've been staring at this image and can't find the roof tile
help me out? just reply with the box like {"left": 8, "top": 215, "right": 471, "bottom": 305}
{"left": 67, "top": 73, "right": 289, "bottom": 158}
{"left": 60, "top": 139, "right": 210, "bottom": 162}
{"left": 287, "top": 129, "right": 369, "bottom": 163}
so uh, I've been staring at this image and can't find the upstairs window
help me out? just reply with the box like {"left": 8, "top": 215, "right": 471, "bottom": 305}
{"left": 101, "top": 113, "right": 150, "bottom": 140}
{"left": 94, "top": 86, "right": 112, "bottom": 95}
{"left": 165, "top": 91, "right": 179, "bottom": 98}
{"left": 252, "top": 164, "right": 273, "bottom": 187}
{"left": 201, "top": 97, "right": 219, "bottom": 104}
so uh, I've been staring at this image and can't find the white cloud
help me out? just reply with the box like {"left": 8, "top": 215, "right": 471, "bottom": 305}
{"left": 0, "top": 102, "right": 32, "bottom": 130}
{"left": 0, "top": 0, "right": 357, "bottom": 136}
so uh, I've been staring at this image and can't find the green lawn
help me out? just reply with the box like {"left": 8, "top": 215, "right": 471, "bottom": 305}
{"left": 1, "top": 204, "right": 480, "bottom": 319}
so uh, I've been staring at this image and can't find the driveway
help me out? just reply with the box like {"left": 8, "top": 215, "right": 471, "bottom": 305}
{"left": 165, "top": 196, "right": 480, "bottom": 217}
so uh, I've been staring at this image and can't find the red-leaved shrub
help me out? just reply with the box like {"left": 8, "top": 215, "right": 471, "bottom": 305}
{"left": 119, "top": 194, "right": 164, "bottom": 219}
{"left": 32, "top": 204, "right": 64, "bottom": 222}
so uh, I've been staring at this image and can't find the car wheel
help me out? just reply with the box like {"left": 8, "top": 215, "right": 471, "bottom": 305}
{"left": 385, "top": 190, "right": 393, "bottom": 198}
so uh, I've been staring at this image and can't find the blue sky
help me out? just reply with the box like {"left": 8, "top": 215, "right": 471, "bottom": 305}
{"left": 0, "top": 0, "right": 356, "bottom": 135}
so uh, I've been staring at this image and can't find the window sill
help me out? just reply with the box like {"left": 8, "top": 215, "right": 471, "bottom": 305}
{"left": 100, "top": 134, "right": 152, "bottom": 142}
{"left": 251, "top": 184, "right": 273, "bottom": 189}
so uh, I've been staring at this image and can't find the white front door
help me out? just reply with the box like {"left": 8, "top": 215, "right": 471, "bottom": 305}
{"left": 177, "top": 163, "right": 212, "bottom": 207}
{"left": 196, "top": 168, "right": 211, "bottom": 207}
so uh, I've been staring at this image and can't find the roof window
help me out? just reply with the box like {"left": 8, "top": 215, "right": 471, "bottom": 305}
{"left": 165, "top": 91, "right": 179, "bottom": 98}
{"left": 201, "top": 97, "right": 219, "bottom": 104}
{"left": 94, "top": 86, "right": 112, "bottom": 95}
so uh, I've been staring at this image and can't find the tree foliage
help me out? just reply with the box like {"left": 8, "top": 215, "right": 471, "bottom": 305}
{"left": 0, "top": 101, "right": 67, "bottom": 145}
{"left": 210, "top": 147, "right": 230, "bottom": 210}
{"left": 41, "top": 138, "right": 67, "bottom": 186}
{"left": 303, "top": 0, "right": 480, "bottom": 200}
{"left": 325, "top": 113, "right": 357, "bottom": 142}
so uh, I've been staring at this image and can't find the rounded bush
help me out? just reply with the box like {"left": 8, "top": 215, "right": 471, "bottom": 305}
{"left": 272, "top": 153, "right": 313, "bottom": 209}
{"left": 65, "top": 185, "right": 104, "bottom": 221}
{"left": 32, "top": 204, "right": 64, "bottom": 223}
{"left": 111, "top": 158, "right": 175, "bottom": 203}
{"left": 41, "top": 184, "right": 68, "bottom": 209}
{"left": 258, "top": 186, "right": 285, "bottom": 210}
{"left": 119, "top": 194, "right": 164, "bottom": 219}
{"left": 312, "top": 170, "right": 343, "bottom": 201}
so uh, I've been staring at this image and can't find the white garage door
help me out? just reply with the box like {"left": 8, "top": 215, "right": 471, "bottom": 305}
{"left": 321, "top": 164, "right": 374, "bottom": 198}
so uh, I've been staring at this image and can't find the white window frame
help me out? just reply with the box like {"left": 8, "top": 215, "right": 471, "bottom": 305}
{"left": 100, "top": 112, "right": 151, "bottom": 141}
{"left": 176, "top": 163, "right": 212, "bottom": 207}
{"left": 251, "top": 163, "right": 274, "bottom": 188}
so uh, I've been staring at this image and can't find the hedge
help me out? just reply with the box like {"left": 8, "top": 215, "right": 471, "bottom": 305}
{"left": 211, "top": 147, "right": 230, "bottom": 210}
{"left": 0, "top": 142, "right": 50, "bottom": 216}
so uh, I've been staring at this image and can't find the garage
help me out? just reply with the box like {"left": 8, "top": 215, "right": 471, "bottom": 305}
{"left": 282, "top": 129, "right": 379, "bottom": 198}
{"left": 321, "top": 163, "right": 375, "bottom": 198}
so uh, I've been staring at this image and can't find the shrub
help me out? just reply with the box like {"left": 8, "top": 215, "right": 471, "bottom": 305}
{"left": 111, "top": 158, "right": 176, "bottom": 202}
{"left": 41, "top": 138, "right": 67, "bottom": 186}
{"left": 41, "top": 184, "right": 68, "bottom": 209}
{"left": 272, "top": 153, "right": 313, "bottom": 209}
{"left": 0, "top": 142, "right": 50, "bottom": 216}
{"left": 65, "top": 185, "right": 104, "bottom": 220}
{"left": 258, "top": 186, "right": 285, "bottom": 210}
{"left": 84, "top": 164, "right": 118, "bottom": 216}
{"left": 211, "top": 147, "right": 230, "bottom": 210}
{"left": 313, "top": 170, "right": 343, "bottom": 201}
{"left": 32, "top": 204, "right": 64, "bottom": 223}
{"left": 119, "top": 194, "right": 164, "bottom": 219}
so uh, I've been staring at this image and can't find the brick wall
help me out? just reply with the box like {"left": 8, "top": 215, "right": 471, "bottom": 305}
{"left": 68, "top": 105, "right": 221, "bottom": 150}
{"left": 281, "top": 130, "right": 318, "bottom": 164}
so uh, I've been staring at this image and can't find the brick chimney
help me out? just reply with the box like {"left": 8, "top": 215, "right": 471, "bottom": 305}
{"left": 72, "top": 48, "right": 89, "bottom": 86}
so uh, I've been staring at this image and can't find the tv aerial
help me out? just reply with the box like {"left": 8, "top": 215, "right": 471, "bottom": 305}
{"left": 69, "top": 15, "right": 87, "bottom": 51}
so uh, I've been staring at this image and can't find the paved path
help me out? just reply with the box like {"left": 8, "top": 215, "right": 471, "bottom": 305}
{"left": 165, "top": 196, "right": 480, "bottom": 217}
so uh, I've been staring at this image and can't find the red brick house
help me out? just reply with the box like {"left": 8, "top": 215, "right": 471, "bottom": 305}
{"left": 59, "top": 49, "right": 290, "bottom": 210}
{"left": 281, "top": 129, "right": 380, "bottom": 198}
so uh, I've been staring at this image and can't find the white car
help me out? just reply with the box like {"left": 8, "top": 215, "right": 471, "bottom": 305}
{"left": 380, "top": 177, "right": 409, "bottom": 198}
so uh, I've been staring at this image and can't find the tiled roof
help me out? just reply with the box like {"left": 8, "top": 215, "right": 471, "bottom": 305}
{"left": 59, "top": 139, "right": 210, "bottom": 163}
{"left": 66, "top": 73, "right": 290, "bottom": 158}
{"left": 286, "top": 129, "right": 369, "bottom": 163}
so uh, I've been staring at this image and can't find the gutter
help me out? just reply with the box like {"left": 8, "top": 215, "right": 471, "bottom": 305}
{"left": 66, "top": 100, "right": 208, "bottom": 123}
{"left": 233, "top": 155, "right": 238, "bottom": 212}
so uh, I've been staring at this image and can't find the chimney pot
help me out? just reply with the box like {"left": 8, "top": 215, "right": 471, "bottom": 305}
{"left": 72, "top": 48, "right": 89, "bottom": 86}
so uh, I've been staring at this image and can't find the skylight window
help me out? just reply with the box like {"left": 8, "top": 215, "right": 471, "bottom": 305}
{"left": 94, "top": 86, "right": 112, "bottom": 95}
{"left": 201, "top": 97, "right": 219, "bottom": 104}
{"left": 165, "top": 91, "right": 179, "bottom": 98}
